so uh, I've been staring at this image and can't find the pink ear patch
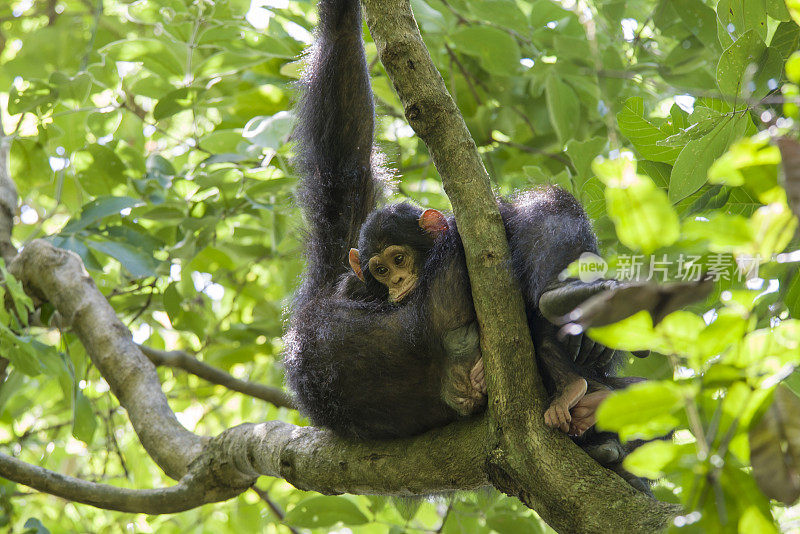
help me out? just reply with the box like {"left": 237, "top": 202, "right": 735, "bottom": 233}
{"left": 419, "top": 209, "right": 448, "bottom": 236}
{"left": 348, "top": 248, "right": 364, "bottom": 281}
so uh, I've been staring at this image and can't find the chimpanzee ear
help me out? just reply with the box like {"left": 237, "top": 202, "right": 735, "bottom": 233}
{"left": 348, "top": 248, "right": 365, "bottom": 281}
{"left": 419, "top": 209, "right": 448, "bottom": 236}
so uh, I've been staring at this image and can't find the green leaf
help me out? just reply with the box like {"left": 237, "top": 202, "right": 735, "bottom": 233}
{"left": 101, "top": 38, "right": 184, "bottom": 79}
{"left": 545, "top": 73, "right": 580, "bottom": 145}
{"left": 739, "top": 506, "right": 779, "bottom": 534}
{"left": 749, "top": 201, "right": 798, "bottom": 258}
{"left": 72, "top": 391, "right": 97, "bottom": 444}
{"left": 8, "top": 79, "right": 57, "bottom": 115}
{"left": 716, "top": 30, "right": 770, "bottom": 99}
{"left": 87, "top": 110, "right": 123, "bottom": 138}
{"left": 788, "top": 52, "right": 800, "bottom": 84}
{"left": 771, "top": 21, "right": 800, "bottom": 58}
{"left": 602, "top": 168, "right": 680, "bottom": 253}
{"left": 565, "top": 138, "right": 606, "bottom": 188}
{"left": 682, "top": 213, "right": 754, "bottom": 251}
{"left": 622, "top": 440, "right": 682, "bottom": 479}
{"left": 486, "top": 511, "right": 544, "bottom": 534}
{"left": 669, "top": 113, "right": 749, "bottom": 202}
{"left": 163, "top": 283, "right": 182, "bottom": 323}
{"left": 708, "top": 136, "right": 780, "bottom": 191}
{"left": 750, "top": 385, "right": 800, "bottom": 504}
{"left": 62, "top": 196, "right": 144, "bottom": 234}
{"left": 588, "top": 311, "right": 659, "bottom": 352}
{"left": 734, "top": 321, "right": 800, "bottom": 367}
{"left": 0, "top": 264, "right": 33, "bottom": 325}
{"left": 716, "top": 0, "right": 767, "bottom": 46}
{"left": 768, "top": 0, "right": 792, "bottom": 20}
{"left": 467, "top": 0, "right": 529, "bottom": 35}
{"left": 656, "top": 311, "right": 707, "bottom": 358}
{"left": 450, "top": 26, "right": 521, "bottom": 76}
{"left": 0, "top": 327, "right": 42, "bottom": 376}
{"left": 789, "top": 0, "right": 800, "bottom": 25}
{"left": 657, "top": 119, "right": 718, "bottom": 147}
{"left": 86, "top": 240, "right": 158, "bottom": 278}
{"left": 284, "top": 496, "right": 368, "bottom": 529}
{"left": 243, "top": 112, "right": 294, "bottom": 150}
{"left": 616, "top": 98, "right": 681, "bottom": 164}
{"left": 49, "top": 72, "right": 91, "bottom": 107}
{"left": 786, "top": 269, "right": 800, "bottom": 319}
{"left": 695, "top": 311, "right": 750, "bottom": 365}
{"left": 596, "top": 381, "right": 685, "bottom": 440}
{"left": 200, "top": 130, "right": 245, "bottom": 153}
{"left": 637, "top": 160, "right": 672, "bottom": 189}
{"left": 673, "top": 0, "right": 719, "bottom": 49}
{"left": 73, "top": 144, "right": 128, "bottom": 196}
{"left": 154, "top": 88, "right": 201, "bottom": 120}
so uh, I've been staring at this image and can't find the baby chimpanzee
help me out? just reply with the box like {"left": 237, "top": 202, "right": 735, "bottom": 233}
{"left": 343, "top": 198, "right": 620, "bottom": 436}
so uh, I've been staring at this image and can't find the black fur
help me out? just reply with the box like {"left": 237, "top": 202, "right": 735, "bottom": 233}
{"left": 285, "top": 0, "right": 629, "bottom": 454}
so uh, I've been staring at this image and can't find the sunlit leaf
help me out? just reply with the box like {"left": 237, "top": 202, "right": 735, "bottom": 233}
{"left": 450, "top": 26, "right": 521, "bottom": 76}
{"left": 596, "top": 381, "right": 685, "bottom": 440}
{"left": 616, "top": 98, "right": 681, "bottom": 164}
{"left": 284, "top": 496, "right": 368, "bottom": 528}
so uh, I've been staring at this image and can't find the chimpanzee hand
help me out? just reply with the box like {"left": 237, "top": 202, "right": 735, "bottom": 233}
{"left": 443, "top": 356, "right": 487, "bottom": 416}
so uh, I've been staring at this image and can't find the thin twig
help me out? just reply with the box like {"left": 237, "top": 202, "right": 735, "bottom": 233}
{"left": 139, "top": 345, "right": 296, "bottom": 409}
{"left": 252, "top": 486, "right": 301, "bottom": 534}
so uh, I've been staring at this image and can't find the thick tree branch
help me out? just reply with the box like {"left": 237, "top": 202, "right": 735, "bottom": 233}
{"left": 139, "top": 345, "right": 296, "bottom": 409}
{"left": 0, "top": 452, "right": 216, "bottom": 513}
{"left": 361, "top": 1, "right": 679, "bottom": 532}
{"left": 208, "top": 418, "right": 490, "bottom": 496}
{"left": 9, "top": 240, "right": 204, "bottom": 480}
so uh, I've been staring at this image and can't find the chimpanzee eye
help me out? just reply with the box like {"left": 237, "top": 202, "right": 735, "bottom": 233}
{"left": 394, "top": 254, "right": 404, "bottom": 266}
{"left": 375, "top": 265, "right": 388, "bottom": 275}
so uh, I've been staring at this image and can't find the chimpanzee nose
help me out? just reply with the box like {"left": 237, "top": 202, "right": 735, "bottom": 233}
{"left": 392, "top": 275, "right": 404, "bottom": 285}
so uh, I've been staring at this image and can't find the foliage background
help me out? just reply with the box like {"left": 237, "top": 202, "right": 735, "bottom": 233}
{"left": 0, "top": 0, "right": 799, "bottom": 532}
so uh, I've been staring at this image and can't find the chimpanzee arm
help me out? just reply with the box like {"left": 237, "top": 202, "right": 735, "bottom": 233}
{"left": 294, "top": 0, "right": 384, "bottom": 294}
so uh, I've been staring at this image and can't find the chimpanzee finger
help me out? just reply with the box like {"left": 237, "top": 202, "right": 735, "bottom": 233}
{"left": 544, "top": 408, "right": 555, "bottom": 427}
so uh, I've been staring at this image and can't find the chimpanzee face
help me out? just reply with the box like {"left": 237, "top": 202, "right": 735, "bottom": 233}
{"left": 367, "top": 245, "right": 418, "bottom": 302}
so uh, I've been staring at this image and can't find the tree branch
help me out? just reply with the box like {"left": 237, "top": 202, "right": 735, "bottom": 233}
{"left": 360, "top": 1, "right": 679, "bottom": 531}
{"left": 9, "top": 240, "right": 204, "bottom": 480}
{"left": 3, "top": 239, "right": 511, "bottom": 515}
{"left": 5, "top": 244, "right": 491, "bottom": 511}
{"left": 0, "top": 452, "right": 215, "bottom": 514}
{"left": 207, "top": 418, "right": 490, "bottom": 496}
{"left": 139, "top": 345, "right": 296, "bottom": 409}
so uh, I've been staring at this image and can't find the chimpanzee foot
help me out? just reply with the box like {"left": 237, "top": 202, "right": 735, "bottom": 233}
{"left": 544, "top": 378, "right": 587, "bottom": 433}
{"left": 568, "top": 389, "right": 613, "bottom": 436}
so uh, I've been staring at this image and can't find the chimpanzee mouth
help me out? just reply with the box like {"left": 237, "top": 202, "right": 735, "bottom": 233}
{"left": 392, "top": 285, "right": 416, "bottom": 303}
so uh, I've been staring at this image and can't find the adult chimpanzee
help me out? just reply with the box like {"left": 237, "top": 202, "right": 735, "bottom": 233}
{"left": 284, "top": 0, "right": 641, "bottom": 482}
